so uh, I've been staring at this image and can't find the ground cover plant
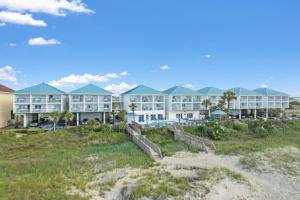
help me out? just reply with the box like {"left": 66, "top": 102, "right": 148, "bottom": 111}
{"left": 141, "top": 127, "right": 200, "bottom": 156}
{"left": 0, "top": 127, "right": 153, "bottom": 200}
{"left": 184, "top": 119, "right": 300, "bottom": 155}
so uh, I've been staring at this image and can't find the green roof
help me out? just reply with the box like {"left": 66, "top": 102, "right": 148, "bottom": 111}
{"left": 227, "top": 87, "right": 261, "bottom": 96}
{"left": 197, "top": 87, "right": 224, "bottom": 95}
{"left": 163, "top": 86, "right": 198, "bottom": 95}
{"left": 254, "top": 88, "right": 289, "bottom": 96}
{"left": 69, "top": 84, "right": 112, "bottom": 95}
{"left": 122, "top": 85, "right": 163, "bottom": 95}
{"left": 14, "top": 83, "right": 65, "bottom": 94}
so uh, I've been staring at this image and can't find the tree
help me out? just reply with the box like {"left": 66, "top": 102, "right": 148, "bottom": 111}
{"left": 129, "top": 103, "right": 137, "bottom": 122}
{"left": 47, "top": 112, "right": 61, "bottom": 132}
{"left": 218, "top": 98, "right": 225, "bottom": 110}
{"left": 222, "top": 91, "right": 237, "bottom": 117}
{"left": 62, "top": 111, "right": 74, "bottom": 126}
{"left": 202, "top": 99, "right": 212, "bottom": 119}
{"left": 118, "top": 110, "right": 128, "bottom": 121}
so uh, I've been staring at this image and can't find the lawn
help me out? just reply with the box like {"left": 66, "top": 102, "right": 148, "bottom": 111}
{"left": 141, "top": 127, "right": 200, "bottom": 156}
{"left": 0, "top": 128, "right": 153, "bottom": 200}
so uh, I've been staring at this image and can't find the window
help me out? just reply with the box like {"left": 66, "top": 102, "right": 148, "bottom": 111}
{"left": 142, "top": 96, "right": 153, "bottom": 102}
{"left": 72, "top": 95, "right": 83, "bottom": 102}
{"left": 172, "top": 96, "right": 181, "bottom": 102}
{"left": 154, "top": 96, "right": 164, "bottom": 102}
{"left": 85, "top": 95, "right": 97, "bottom": 102}
{"left": 130, "top": 95, "right": 141, "bottom": 102}
{"left": 176, "top": 113, "right": 183, "bottom": 119}
{"left": 154, "top": 103, "right": 164, "bottom": 110}
{"left": 193, "top": 96, "right": 202, "bottom": 102}
{"left": 182, "top": 103, "right": 192, "bottom": 110}
{"left": 142, "top": 103, "right": 153, "bottom": 111}
{"left": 182, "top": 96, "right": 192, "bottom": 102}
{"left": 158, "top": 114, "right": 163, "bottom": 120}
{"left": 151, "top": 114, "right": 156, "bottom": 120}
{"left": 187, "top": 113, "right": 193, "bottom": 119}
{"left": 139, "top": 115, "right": 144, "bottom": 122}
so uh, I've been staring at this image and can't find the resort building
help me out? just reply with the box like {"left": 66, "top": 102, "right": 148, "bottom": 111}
{"left": 254, "top": 88, "right": 289, "bottom": 118}
{"left": 121, "top": 85, "right": 166, "bottom": 123}
{"left": 163, "top": 86, "right": 203, "bottom": 121}
{"left": 68, "top": 84, "right": 112, "bottom": 125}
{"left": 197, "top": 87, "right": 224, "bottom": 107}
{"left": 13, "top": 83, "right": 67, "bottom": 127}
{"left": 0, "top": 84, "right": 14, "bottom": 128}
{"left": 226, "top": 87, "right": 264, "bottom": 119}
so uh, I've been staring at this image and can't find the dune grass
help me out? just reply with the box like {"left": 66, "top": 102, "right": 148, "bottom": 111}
{"left": 0, "top": 129, "right": 153, "bottom": 200}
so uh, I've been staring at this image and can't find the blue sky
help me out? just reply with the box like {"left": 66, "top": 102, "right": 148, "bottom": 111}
{"left": 0, "top": 0, "right": 300, "bottom": 96}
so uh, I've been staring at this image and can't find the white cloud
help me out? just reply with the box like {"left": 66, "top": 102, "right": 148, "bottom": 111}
{"left": 119, "top": 71, "right": 128, "bottom": 76}
{"left": 0, "top": 65, "right": 17, "bottom": 82}
{"left": 0, "top": 11, "right": 46, "bottom": 26}
{"left": 185, "top": 84, "right": 193, "bottom": 89}
{"left": 105, "top": 82, "right": 137, "bottom": 96}
{"left": 160, "top": 65, "right": 171, "bottom": 70}
{"left": 205, "top": 54, "right": 211, "bottom": 58}
{"left": 0, "top": 22, "right": 5, "bottom": 26}
{"left": 28, "top": 37, "right": 61, "bottom": 46}
{"left": 49, "top": 72, "right": 128, "bottom": 87}
{"left": 9, "top": 42, "right": 17, "bottom": 47}
{"left": 260, "top": 84, "right": 269, "bottom": 88}
{"left": 0, "top": 0, "right": 93, "bottom": 16}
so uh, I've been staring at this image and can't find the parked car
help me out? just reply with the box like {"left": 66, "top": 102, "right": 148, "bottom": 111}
{"left": 82, "top": 118, "right": 89, "bottom": 125}
{"left": 29, "top": 120, "right": 39, "bottom": 127}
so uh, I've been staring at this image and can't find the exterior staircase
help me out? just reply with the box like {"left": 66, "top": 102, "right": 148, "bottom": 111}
{"left": 126, "top": 124, "right": 163, "bottom": 159}
{"left": 167, "top": 125, "right": 216, "bottom": 153}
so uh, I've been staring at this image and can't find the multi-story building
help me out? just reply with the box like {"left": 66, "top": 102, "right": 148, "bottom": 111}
{"left": 68, "top": 84, "right": 112, "bottom": 125}
{"left": 0, "top": 84, "right": 14, "bottom": 128}
{"left": 197, "top": 87, "right": 224, "bottom": 107}
{"left": 254, "top": 88, "right": 289, "bottom": 118}
{"left": 163, "top": 86, "right": 203, "bottom": 121}
{"left": 13, "top": 83, "right": 67, "bottom": 127}
{"left": 121, "top": 85, "right": 166, "bottom": 123}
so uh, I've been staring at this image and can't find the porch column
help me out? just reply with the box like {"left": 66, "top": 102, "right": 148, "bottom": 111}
{"left": 23, "top": 114, "right": 27, "bottom": 127}
{"left": 76, "top": 112, "right": 79, "bottom": 126}
{"left": 103, "top": 112, "right": 106, "bottom": 124}
{"left": 239, "top": 110, "right": 242, "bottom": 120}
{"left": 254, "top": 109, "right": 257, "bottom": 119}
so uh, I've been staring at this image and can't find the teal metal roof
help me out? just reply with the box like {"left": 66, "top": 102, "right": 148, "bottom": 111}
{"left": 227, "top": 87, "right": 261, "bottom": 96}
{"left": 211, "top": 110, "right": 227, "bottom": 115}
{"left": 122, "top": 85, "right": 163, "bottom": 95}
{"left": 69, "top": 84, "right": 112, "bottom": 95}
{"left": 254, "top": 88, "right": 289, "bottom": 96}
{"left": 197, "top": 87, "right": 224, "bottom": 95}
{"left": 14, "top": 83, "right": 65, "bottom": 94}
{"left": 163, "top": 86, "right": 198, "bottom": 95}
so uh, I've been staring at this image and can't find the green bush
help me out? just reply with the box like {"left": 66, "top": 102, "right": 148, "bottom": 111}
{"left": 247, "top": 120, "right": 275, "bottom": 137}
{"left": 233, "top": 121, "right": 248, "bottom": 132}
{"left": 198, "top": 121, "right": 227, "bottom": 140}
{"left": 223, "top": 120, "right": 234, "bottom": 129}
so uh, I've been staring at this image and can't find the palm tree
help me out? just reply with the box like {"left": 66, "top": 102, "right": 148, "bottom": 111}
{"left": 118, "top": 109, "right": 128, "bottom": 121}
{"left": 222, "top": 91, "right": 237, "bottom": 117}
{"left": 218, "top": 98, "right": 225, "bottom": 110}
{"left": 129, "top": 103, "right": 137, "bottom": 122}
{"left": 47, "top": 112, "right": 61, "bottom": 132}
{"left": 62, "top": 111, "right": 74, "bottom": 126}
{"left": 202, "top": 99, "right": 212, "bottom": 119}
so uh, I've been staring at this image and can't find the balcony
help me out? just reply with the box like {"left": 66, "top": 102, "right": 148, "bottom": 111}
{"left": 154, "top": 96, "right": 164, "bottom": 102}
{"left": 142, "top": 103, "right": 153, "bottom": 111}
{"left": 15, "top": 98, "right": 30, "bottom": 103}
{"left": 172, "top": 96, "right": 181, "bottom": 102}
{"left": 85, "top": 96, "right": 98, "bottom": 103}
{"left": 182, "top": 103, "right": 193, "bottom": 111}
{"left": 182, "top": 96, "right": 192, "bottom": 103}
{"left": 193, "top": 96, "right": 202, "bottom": 102}
{"left": 172, "top": 103, "right": 181, "bottom": 111}
{"left": 32, "top": 98, "right": 46, "bottom": 103}
{"left": 72, "top": 95, "right": 84, "bottom": 103}
{"left": 154, "top": 103, "right": 164, "bottom": 110}
{"left": 129, "top": 96, "right": 141, "bottom": 102}
{"left": 15, "top": 108, "right": 30, "bottom": 113}
{"left": 142, "top": 96, "right": 153, "bottom": 103}
{"left": 85, "top": 104, "right": 98, "bottom": 112}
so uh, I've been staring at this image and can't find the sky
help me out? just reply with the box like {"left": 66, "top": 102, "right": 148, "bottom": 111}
{"left": 0, "top": 0, "right": 300, "bottom": 96}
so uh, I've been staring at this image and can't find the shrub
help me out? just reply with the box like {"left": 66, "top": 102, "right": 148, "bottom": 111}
{"left": 4, "top": 128, "right": 44, "bottom": 135}
{"left": 223, "top": 120, "right": 234, "bottom": 129}
{"left": 247, "top": 120, "right": 275, "bottom": 137}
{"left": 232, "top": 121, "right": 248, "bottom": 132}
{"left": 198, "top": 121, "right": 227, "bottom": 140}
